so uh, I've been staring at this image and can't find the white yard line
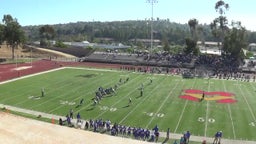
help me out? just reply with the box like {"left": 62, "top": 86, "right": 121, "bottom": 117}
{"left": 12, "top": 67, "right": 110, "bottom": 108}
{"left": 238, "top": 81, "right": 256, "bottom": 121}
{"left": 94, "top": 75, "right": 143, "bottom": 119}
{"left": 174, "top": 78, "right": 197, "bottom": 133}
{"left": 95, "top": 90, "right": 134, "bottom": 119}
{"left": 222, "top": 80, "right": 236, "bottom": 139}
{"left": 118, "top": 78, "right": 166, "bottom": 124}
{"left": 249, "top": 82, "right": 256, "bottom": 92}
{"left": 204, "top": 79, "right": 210, "bottom": 137}
{"left": 65, "top": 67, "right": 121, "bottom": 72}
{"left": 0, "top": 66, "right": 127, "bottom": 86}
{"left": 1, "top": 68, "right": 256, "bottom": 143}
{"left": 0, "top": 66, "right": 126, "bottom": 114}
{"left": 145, "top": 78, "right": 182, "bottom": 128}
{"left": 49, "top": 78, "right": 115, "bottom": 114}
{"left": 48, "top": 72, "right": 121, "bottom": 113}
{"left": 174, "top": 100, "right": 188, "bottom": 133}
{"left": 204, "top": 101, "right": 209, "bottom": 136}
{"left": 0, "top": 67, "right": 67, "bottom": 104}
{"left": 0, "top": 67, "right": 66, "bottom": 85}
{"left": 14, "top": 74, "right": 85, "bottom": 107}
{"left": 228, "top": 104, "right": 236, "bottom": 138}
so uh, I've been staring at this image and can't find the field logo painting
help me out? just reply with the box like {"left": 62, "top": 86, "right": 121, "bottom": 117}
{"left": 179, "top": 89, "right": 237, "bottom": 103}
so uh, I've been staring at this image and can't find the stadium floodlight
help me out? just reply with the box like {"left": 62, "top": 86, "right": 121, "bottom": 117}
{"left": 146, "top": 0, "right": 158, "bottom": 52}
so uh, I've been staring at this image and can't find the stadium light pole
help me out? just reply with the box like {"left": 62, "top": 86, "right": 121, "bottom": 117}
{"left": 147, "top": 0, "right": 158, "bottom": 52}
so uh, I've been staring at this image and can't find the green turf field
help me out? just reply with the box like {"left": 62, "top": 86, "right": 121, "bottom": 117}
{"left": 0, "top": 67, "right": 255, "bottom": 141}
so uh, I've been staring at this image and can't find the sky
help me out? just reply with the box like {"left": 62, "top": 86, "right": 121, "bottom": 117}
{"left": 0, "top": 0, "right": 255, "bottom": 31}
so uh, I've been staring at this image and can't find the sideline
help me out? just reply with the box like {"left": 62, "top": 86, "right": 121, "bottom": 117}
{"left": 0, "top": 104, "right": 255, "bottom": 144}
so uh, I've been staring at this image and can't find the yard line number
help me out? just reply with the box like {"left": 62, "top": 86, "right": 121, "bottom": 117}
{"left": 59, "top": 100, "right": 76, "bottom": 105}
{"left": 249, "top": 122, "right": 255, "bottom": 127}
{"left": 198, "top": 117, "right": 215, "bottom": 123}
{"left": 144, "top": 112, "right": 165, "bottom": 118}
{"left": 99, "top": 106, "right": 117, "bottom": 112}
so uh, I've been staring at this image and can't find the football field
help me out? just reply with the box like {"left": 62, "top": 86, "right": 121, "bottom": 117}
{"left": 0, "top": 67, "right": 255, "bottom": 141}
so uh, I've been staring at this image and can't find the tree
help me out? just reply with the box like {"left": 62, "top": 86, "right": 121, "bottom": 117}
{"left": 210, "top": 0, "right": 229, "bottom": 55}
{"left": 39, "top": 25, "right": 55, "bottom": 47}
{"left": 162, "top": 36, "right": 170, "bottom": 52}
{"left": 197, "top": 25, "right": 205, "bottom": 43}
{"left": 223, "top": 21, "right": 247, "bottom": 59}
{"left": 0, "top": 24, "right": 4, "bottom": 44}
{"left": 54, "top": 41, "right": 67, "bottom": 48}
{"left": 188, "top": 18, "right": 198, "bottom": 41}
{"left": 186, "top": 19, "right": 199, "bottom": 55}
{"left": 2, "top": 14, "right": 25, "bottom": 59}
{"left": 184, "top": 38, "right": 197, "bottom": 55}
{"left": 215, "top": 0, "right": 229, "bottom": 15}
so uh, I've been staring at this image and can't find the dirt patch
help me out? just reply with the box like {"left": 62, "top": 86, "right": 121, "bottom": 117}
{"left": 0, "top": 44, "right": 75, "bottom": 59}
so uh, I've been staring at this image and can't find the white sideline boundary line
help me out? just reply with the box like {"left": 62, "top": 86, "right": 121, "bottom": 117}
{"left": 0, "top": 67, "right": 66, "bottom": 85}
{"left": 174, "top": 78, "right": 197, "bottom": 133}
{"left": 0, "top": 66, "right": 125, "bottom": 86}
{"left": 222, "top": 80, "right": 236, "bottom": 139}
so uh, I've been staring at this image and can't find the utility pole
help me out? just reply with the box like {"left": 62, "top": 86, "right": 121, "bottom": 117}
{"left": 147, "top": 0, "right": 158, "bottom": 52}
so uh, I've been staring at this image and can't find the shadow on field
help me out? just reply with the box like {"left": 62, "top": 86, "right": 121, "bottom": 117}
{"left": 122, "top": 105, "right": 129, "bottom": 108}
{"left": 75, "top": 74, "right": 97, "bottom": 78}
{"left": 136, "top": 95, "right": 142, "bottom": 99}
{"left": 86, "top": 107, "right": 94, "bottom": 111}
{"left": 162, "top": 138, "right": 169, "bottom": 144}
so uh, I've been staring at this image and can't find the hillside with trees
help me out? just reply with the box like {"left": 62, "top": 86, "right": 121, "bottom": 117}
{"left": 23, "top": 19, "right": 256, "bottom": 46}
{"left": 22, "top": 20, "right": 213, "bottom": 45}
{"left": 1, "top": 0, "right": 256, "bottom": 62}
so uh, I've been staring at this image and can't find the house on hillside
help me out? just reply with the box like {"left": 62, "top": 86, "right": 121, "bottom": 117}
{"left": 248, "top": 43, "right": 256, "bottom": 52}
{"left": 197, "top": 41, "right": 221, "bottom": 55}
{"left": 96, "top": 37, "right": 115, "bottom": 44}
{"left": 129, "top": 39, "right": 161, "bottom": 47}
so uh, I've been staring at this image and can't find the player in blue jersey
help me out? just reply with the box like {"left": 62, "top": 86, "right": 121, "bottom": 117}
{"left": 185, "top": 130, "right": 191, "bottom": 143}
{"left": 213, "top": 131, "right": 222, "bottom": 144}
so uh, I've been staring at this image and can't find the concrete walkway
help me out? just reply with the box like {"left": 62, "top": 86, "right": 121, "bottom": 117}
{"left": 0, "top": 104, "right": 255, "bottom": 144}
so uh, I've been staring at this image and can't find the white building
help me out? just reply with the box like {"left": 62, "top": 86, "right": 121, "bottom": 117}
{"left": 197, "top": 41, "right": 222, "bottom": 55}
